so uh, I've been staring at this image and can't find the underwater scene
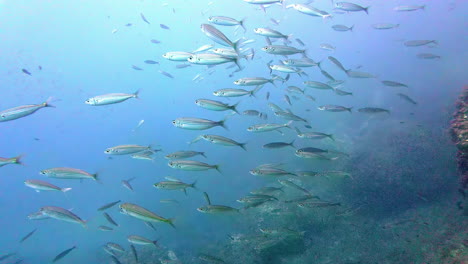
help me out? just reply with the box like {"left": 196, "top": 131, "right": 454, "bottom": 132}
{"left": 1, "top": 0, "right": 467, "bottom": 263}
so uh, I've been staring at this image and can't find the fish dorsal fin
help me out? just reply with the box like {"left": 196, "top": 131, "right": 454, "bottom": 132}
{"left": 203, "top": 192, "right": 211, "bottom": 205}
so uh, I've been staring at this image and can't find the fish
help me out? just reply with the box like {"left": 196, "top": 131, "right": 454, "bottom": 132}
{"left": 52, "top": 246, "right": 76, "bottom": 263}
{"left": 98, "top": 200, "right": 121, "bottom": 211}
{"left": 247, "top": 121, "right": 293, "bottom": 132}
{"left": 288, "top": 4, "right": 332, "bottom": 18}
{"left": 320, "top": 43, "right": 335, "bottom": 51}
{"left": 150, "top": 39, "right": 161, "bottom": 44}
{"left": 296, "top": 38, "right": 305, "bottom": 46}
{"left": 40, "top": 206, "right": 87, "bottom": 227}
{"left": 128, "top": 235, "right": 159, "bottom": 247}
{"left": 335, "top": 88, "right": 353, "bottom": 96}
{"left": 198, "top": 254, "right": 226, "bottom": 263}
{"left": 242, "top": 110, "right": 267, "bottom": 119}
{"left": 295, "top": 128, "right": 335, "bottom": 141}
{"left": 24, "top": 179, "right": 71, "bottom": 193}
{"left": 103, "top": 212, "right": 119, "bottom": 227}
{"left": 154, "top": 180, "right": 196, "bottom": 194}
{"left": 244, "top": 0, "right": 284, "bottom": 5}
{"left": 195, "top": 99, "right": 239, "bottom": 113}
{"left": 0, "top": 253, "right": 16, "bottom": 261}
{"left": 298, "top": 201, "right": 341, "bottom": 208}
{"left": 159, "top": 70, "right": 174, "bottom": 79}
{"left": 200, "top": 24, "right": 238, "bottom": 50}
{"left": 278, "top": 179, "right": 311, "bottom": 195}
{"left": 119, "top": 203, "right": 175, "bottom": 228}
{"left": 165, "top": 151, "right": 206, "bottom": 159}
{"left": 270, "top": 65, "right": 304, "bottom": 75}
{"left": 140, "top": 13, "right": 150, "bottom": 24}
{"left": 316, "top": 171, "right": 353, "bottom": 179}
{"left": 237, "top": 194, "right": 278, "bottom": 204}
{"left": 358, "top": 107, "right": 390, "bottom": 114}
{"left": 0, "top": 98, "right": 54, "bottom": 122}
{"left": 263, "top": 140, "right": 295, "bottom": 149}
{"left": 188, "top": 53, "right": 239, "bottom": 68}
{"left": 110, "top": 256, "right": 122, "bottom": 264}
{"left": 144, "top": 60, "right": 159, "bottom": 64}
{"left": 334, "top": 2, "right": 369, "bottom": 14}
{"left": 372, "top": 23, "right": 399, "bottom": 30}
{"left": 283, "top": 58, "right": 319, "bottom": 67}
{"left": 394, "top": 5, "right": 425, "bottom": 12}
{"left": 304, "top": 81, "right": 334, "bottom": 90}
{"left": 287, "top": 86, "right": 304, "bottom": 94}
{"left": 254, "top": 28, "right": 290, "bottom": 40}
{"left": 250, "top": 186, "right": 283, "bottom": 195}
{"left": 107, "top": 243, "right": 125, "bottom": 253}
{"left": 262, "top": 45, "right": 305, "bottom": 55}
{"left": 19, "top": 228, "right": 37, "bottom": 243}
{"left": 250, "top": 167, "right": 296, "bottom": 177}
{"left": 274, "top": 111, "right": 308, "bottom": 123}
{"left": 85, "top": 91, "right": 139, "bottom": 105}
{"left": 382, "top": 80, "right": 408, "bottom": 88}
{"left": 0, "top": 155, "right": 23, "bottom": 167}
{"left": 40, "top": 167, "right": 98, "bottom": 181}
{"left": 160, "top": 199, "right": 180, "bottom": 204}
{"left": 295, "top": 149, "right": 337, "bottom": 160}
{"left": 346, "top": 70, "right": 375, "bottom": 78}
{"left": 417, "top": 53, "right": 441, "bottom": 59}
{"left": 320, "top": 69, "right": 335, "bottom": 81}
{"left": 198, "top": 134, "right": 246, "bottom": 150}
{"left": 160, "top": 24, "right": 170, "bottom": 30}
{"left": 22, "top": 69, "right": 32, "bottom": 75}
{"left": 318, "top": 105, "right": 352, "bottom": 112}
{"left": 197, "top": 205, "right": 239, "bottom": 214}
{"left": 168, "top": 160, "right": 220, "bottom": 173}
{"left": 130, "top": 245, "right": 138, "bottom": 263}
{"left": 98, "top": 226, "right": 114, "bottom": 231}
{"left": 132, "top": 65, "right": 143, "bottom": 71}
{"left": 192, "top": 44, "right": 214, "bottom": 53}
{"left": 404, "top": 40, "right": 437, "bottom": 47}
{"left": 234, "top": 77, "right": 276, "bottom": 86}
{"left": 162, "top": 51, "right": 193, "bottom": 61}
{"left": 398, "top": 93, "right": 418, "bottom": 105}
{"left": 122, "top": 177, "right": 136, "bottom": 191}
{"left": 105, "top": 144, "right": 154, "bottom": 155}
{"left": 332, "top": 24, "right": 354, "bottom": 32}
{"left": 176, "top": 63, "right": 192, "bottom": 68}
{"left": 208, "top": 16, "right": 246, "bottom": 32}
{"left": 328, "top": 56, "right": 348, "bottom": 72}
{"left": 172, "top": 117, "right": 227, "bottom": 130}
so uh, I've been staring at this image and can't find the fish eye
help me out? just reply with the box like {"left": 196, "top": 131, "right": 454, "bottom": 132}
{"left": 172, "top": 120, "right": 176, "bottom": 124}
{"left": 188, "top": 56, "right": 193, "bottom": 60}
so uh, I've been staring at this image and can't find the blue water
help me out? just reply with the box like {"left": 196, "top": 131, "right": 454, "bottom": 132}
{"left": 1, "top": 0, "right": 467, "bottom": 263}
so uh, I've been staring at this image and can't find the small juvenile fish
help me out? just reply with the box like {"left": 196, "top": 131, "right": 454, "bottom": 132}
{"left": 140, "top": 13, "right": 150, "bottom": 24}
{"left": 195, "top": 99, "right": 239, "bottom": 113}
{"left": 289, "top": 4, "right": 332, "bottom": 18}
{"left": 162, "top": 51, "right": 193, "bottom": 61}
{"left": 125, "top": 23, "right": 132, "bottom": 27}
{"left": 335, "top": 2, "right": 369, "bottom": 14}
{"left": 154, "top": 180, "right": 197, "bottom": 194}
{"left": 417, "top": 53, "right": 441, "bottom": 59}
{"left": 394, "top": 5, "right": 425, "bottom": 12}
{"left": 320, "top": 69, "right": 335, "bottom": 81}
{"left": 250, "top": 167, "right": 296, "bottom": 177}
{"left": 188, "top": 53, "right": 239, "bottom": 67}
{"left": 105, "top": 144, "right": 153, "bottom": 155}
{"left": 144, "top": 60, "right": 159, "bottom": 64}
{"left": 160, "top": 24, "right": 170, "bottom": 30}
{"left": 103, "top": 212, "right": 119, "bottom": 227}
{"left": 122, "top": 177, "right": 136, "bottom": 191}
{"left": 197, "top": 134, "right": 246, "bottom": 150}
{"left": 172, "top": 117, "right": 227, "bottom": 130}
{"left": 242, "top": 110, "right": 267, "bottom": 119}
{"left": 250, "top": 186, "right": 283, "bottom": 195}
{"left": 318, "top": 105, "right": 352, "bottom": 112}
{"left": 165, "top": 151, "right": 206, "bottom": 159}
{"left": 382, "top": 80, "right": 408, "bottom": 87}
{"left": 372, "top": 23, "right": 399, "bottom": 30}
{"left": 404, "top": 40, "right": 437, "bottom": 47}
{"left": 98, "top": 226, "right": 114, "bottom": 231}
{"left": 159, "top": 70, "right": 174, "bottom": 79}
{"left": 130, "top": 245, "right": 138, "bottom": 263}
{"left": 0, "top": 253, "right": 15, "bottom": 261}
{"left": 85, "top": 91, "right": 139, "bottom": 106}
{"left": 332, "top": 24, "right": 354, "bottom": 32}
{"left": 335, "top": 88, "right": 353, "bottom": 96}
{"left": 328, "top": 56, "right": 348, "bottom": 72}
{"left": 0, "top": 155, "right": 23, "bottom": 167}
{"left": 263, "top": 140, "right": 295, "bottom": 149}
{"left": 176, "top": 63, "right": 192, "bottom": 68}
{"left": 131, "top": 150, "right": 156, "bottom": 161}
{"left": 208, "top": 16, "right": 246, "bottom": 31}
{"left": 107, "top": 243, "right": 125, "bottom": 253}
{"left": 262, "top": 45, "right": 305, "bottom": 55}
{"left": 320, "top": 43, "right": 336, "bottom": 51}
{"left": 128, "top": 235, "right": 158, "bottom": 247}
{"left": 168, "top": 160, "right": 220, "bottom": 173}
{"left": 98, "top": 200, "right": 121, "bottom": 211}
{"left": 132, "top": 65, "right": 143, "bottom": 71}
{"left": 296, "top": 38, "right": 305, "bottom": 46}
{"left": 40, "top": 206, "right": 87, "bottom": 227}
{"left": 52, "top": 246, "right": 76, "bottom": 263}
{"left": 22, "top": 69, "right": 32, "bottom": 75}
{"left": 0, "top": 99, "right": 54, "bottom": 122}
{"left": 358, "top": 107, "right": 390, "bottom": 114}
{"left": 24, "top": 179, "right": 71, "bottom": 193}
{"left": 119, "top": 203, "right": 175, "bottom": 228}
{"left": 213, "top": 88, "right": 259, "bottom": 97}
{"left": 247, "top": 121, "right": 292, "bottom": 132}
{"left": 398, "top": 93, "right": 417, "bottom": 105}
{"left": 278, "top": 179, "right": 311, "bottom": 195}
{"left": 197, "top": 205, "right": 239, "bottom": 214}
{"left": 304, "top": 81, "right": 334, "bottom": 90}
{"left": 200, "top": 24, "right": 238, "bottom": 49}
{"left": 346, "top": 70, "right": 375, "bottom": 78}
{"left": 19, "top": 228, "right": 37, "bottom": 243}
{"left": 295, "top": 149, "right": 337, "bottom": 160}
{"left": 150, "top": 39, "right": 161, "bottom": 44}
{"left": 254, "top": 28, "right": 290, "bottom": 39}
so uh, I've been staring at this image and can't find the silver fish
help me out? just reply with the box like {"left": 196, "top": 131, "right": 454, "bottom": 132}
{"left": 24, "top": 180, "right": 71, "bottom": 193}
{"left": 247, "top": 121, "right": 292, "bottom": 132}
{"left": 201, "top": 24, "right": 238, "bottom": 49}
{"left": 85, "top": 91, "right": 139, "bottom": 106}
{"left": 335, "top": 2, "right": 369, "bottom": 14}
{"left": 208, "top": 16, "right": 246, "bottom": 31}
{"left": 128, "top": 235, "right": 158, "bottom": 247}
{"left": 168, "top": 160, "right": 220, "bottom": 173}
{"left": 394, "top": 5, "right": 425, "bottom": 12}
{"left": 318, "top": 105, "right": 352, "bottom": 112}
{"left": 195, "top": 99, "right": 239, "bottom": 113}
{"left": 40, "top": 206, "right": 87, "bottom": 227}
{"left": 104, "top": 144, "right": 153, "bottom": 155}
{"left": 372, "top": 23, "right": 399, "bottom": 30}
{"left": 165, "top": 151, "right": 206, "bottom": 159}
{"left": 172, "top": 117, "right": 227, "bottom": 130}
{"left": 332, "top": 24, "right": 354, "bottom": 31}
{"left": 262, "top": 45, "right": 305, "bottom": 55}
{"left": 0, "top": 99, "right": 54, "bottom": 122}
{"left": 40, "top": 167, "right": 98, "bottom": 181}
{"left": 0, "top": 155, "right": 23, "bottom": 167}
{"left": 404, "top": 40, "right": 437, "bottom": 47}
{"left": 162, "top": 51, "right": 193, "bottom": 61}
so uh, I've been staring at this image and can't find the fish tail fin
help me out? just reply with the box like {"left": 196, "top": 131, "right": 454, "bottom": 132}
{"left": 240, "top": 143, "right": 247, "bottom": 151}
{"left": 183, "top": 189, "right": 187, "bottom": 195}
{"left": 250, "top": 84, "right": 264, "bottom": 97}
{"left": 44, "top": 97, "right": 56, "bottom": 108}
{"left": 240, "top": 18, "right": 247, "bottom": 32}
{"left": 191, "top": 180, "right": 197, "bottom": 190}
{"left": 322, "top": 14, "right": 333, "bottom": 21}
{"left": 167, "top": 219, "right": 176, "bottom": 229}
{"left": 421, "top": 5, "right": 426, "bottom": 10}
{"left": 317, "top": 60, "right": 323, "bottom": 69}
{"left": 432, "top": 40, "right": 438, "bottom": 45}
{"left": 214, "top": 165, "right": 222, "bottom": 174}
{"left": 61, "top": 187, "right": 72, "bottom": 193}
{"left": 93, "top": 173, "right": 102, "bottom": 184}
{"left": 13, "top": 154, "right": 25, "bottom": 165}
{"left": 348, "top": 107, "right": 353, "bottom": 113}
{"left": 82, "top": 220, "right": 88, "bottom": 229}
{"left": 152, "top": 240, "right": 159, "bottom": 247}
{"left": 290, "top": 139, "right": 296, "bottom": 148}
{"left": 231, "top": 102, "right": 240, "bottom": 114}
{"left": 200, "top": 152, "right": 207, "bottom": 158}
{"left": 218, "top": 119, "right": 228, "bottom": 131}
{"left": 350, "top": 25, "right": 354, "bottom": 31}
{"left": 365, "top": 6, "right": 370, "bottom": 14}
{"left": 285, "top": 120, "right": 293, "bottom": 129}
{"left": 328, "top": 134, "right": 335, "bottom": 141}
{"left": 133, "top": 90, "right": 140, "bottom": 99}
